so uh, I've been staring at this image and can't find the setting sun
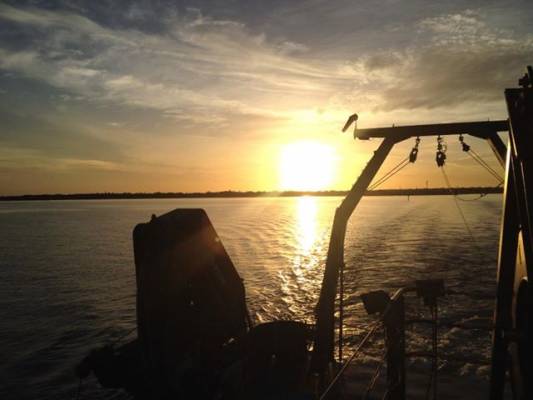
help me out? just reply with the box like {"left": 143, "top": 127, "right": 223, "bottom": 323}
{"left": 279, "top": 141, "right": 337, "bottom": 191}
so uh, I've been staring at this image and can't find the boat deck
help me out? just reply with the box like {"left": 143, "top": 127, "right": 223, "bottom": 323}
{"left": 335, "top": 363, "right": 492, "bottom": 400}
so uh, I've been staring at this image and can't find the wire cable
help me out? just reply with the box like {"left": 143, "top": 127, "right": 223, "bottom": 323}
{"left": 362, "top": 358, "right": 385, "bottom": 400}
{"left": 453, "top": 183, "right": 502, "bottom": 202}
{"left": 440, "top": 167, "right": 480, "bottom": 252}
{"left": 369, "top": 138, "right": 421, "bottom": 191}
{"left": 458, "top": 136, "right": 503, "bottom": 192}
{"left": 466, "top": 150, "right": 503, "bottom": 182}
{"left": 469, "top": 149, "right": 503, "bottom": 177}
{"left": 444, "top": 144, "right": 503, "bottom": 201}
{"left": 319, "top": 322, "right": 381, "bottom": 400}
{"left": 368, "top": 157, "right": 410, "bottom": 191}
{"left": 369, "top": 157, "right": 409, "bottom": 190}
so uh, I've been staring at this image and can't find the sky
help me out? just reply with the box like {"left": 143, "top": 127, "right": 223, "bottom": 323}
{"left": 1, "top": 0, "right": 532, "bottom": 195}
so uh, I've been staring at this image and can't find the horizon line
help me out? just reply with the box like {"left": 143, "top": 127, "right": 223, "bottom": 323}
{"left": 0, "top": 186, "right": 503, "bottom": 201}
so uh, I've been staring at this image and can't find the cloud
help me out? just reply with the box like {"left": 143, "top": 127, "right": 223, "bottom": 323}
{"left": 0, "top": 106, "right": 124, "bottom": 161}
{"left": 352, "top": 9, "right": 533, "bottom": 113}
{"left": 56, "top": 158, "right": 124, "bottom": 171}
{"left": 0, "top": 3, "right": 352, "bottom": 130}
{"left": 0, "top": 1, "right": 532, "bottom": 194}
{"left": 3, "top": 3, "right": 528, "bottom": 128}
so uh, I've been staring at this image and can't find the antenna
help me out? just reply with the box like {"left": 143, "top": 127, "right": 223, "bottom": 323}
{"left": 342, "top": 113, "right": 359, "bottom": 138}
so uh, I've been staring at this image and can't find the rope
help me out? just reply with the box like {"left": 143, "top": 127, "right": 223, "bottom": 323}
{"left": 469, "top": 149, "right": 503, "bottom": 178}
{"left": 453, "top": 183, "right": 502, "bottom": 202}
{"left": 441, "top": 150, "right": 502, "bottom": 202}
{"left": 368, "top": 156, "right": 410, "bottom": 191}
{"left": 361, "top": 331, "right": 388, "bottom": 400}
{"left": 369, "top": 138, "right": 420, "bottom": 191}
{"left": 459, "top": 135, "right": 503, "bottom": 183}
{"left": 319, "top": 322, "right": 381, "bottom": 400}
{"left": 466, "top": 150, "right": 503, "bottom": 183}
{"left": 362, "top": 359, "right": 384, "bottom": 400}
{"left": 455, "top": 193, "right": 487, "bottom": 202}
{"left": 440, "top": 167, "right": 480, "bottom": 252}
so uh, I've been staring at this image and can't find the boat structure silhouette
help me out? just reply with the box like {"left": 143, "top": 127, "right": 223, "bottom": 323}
{"left": 76, "top": 66, "right": 533, "bottom": 399}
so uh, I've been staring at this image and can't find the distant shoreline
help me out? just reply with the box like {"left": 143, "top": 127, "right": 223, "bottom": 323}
{"left": 0, "top": 187, "right": 502, "bottom": 201}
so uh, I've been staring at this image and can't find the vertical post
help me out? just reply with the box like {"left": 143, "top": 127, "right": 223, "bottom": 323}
{"left": 312, "top": 136, "right": 401, "bottom": 373}
{"left": 489, "top": 141, "right": 520, "bottom": 400}
{"left": 490, "top": 83, "right": 533, "bottom": 400}
{"left": 339, "top": 261, "right": 344, "bottom": 363}
{"left": 432, "top": 301, "right": 438, "bottom": 400}
{"left": 505, "top": 88, "right": 533, "bottom": 277}
{"left": 385, "top": 295, "right": 406, "bottom": 400}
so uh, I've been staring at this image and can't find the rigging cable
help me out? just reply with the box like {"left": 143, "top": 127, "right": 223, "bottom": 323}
{"left": 319, "top": 322, "right": 381, "bottom": 400}
{"left": 368, "top": 156, "right": 410, "bottom": 190}
{"left": 362, "top": 348, "right": 386, "bottom": 400}
{"left": 368, "top": 137, "right": 421, "bottom": 191}
{"left": 452, "top": 135, "right": 504, "bottom": 201}
{"left": 467, "top": 150, "right": 503, "bottom": 182}
{"left": 440, "top": 166, "right": 480, "bottom": 252}
{"left": 459, "top": 135, "right": 503, "bottom": 183}
{"left": 434, "top": 136, "right": 481, "bottom": 250}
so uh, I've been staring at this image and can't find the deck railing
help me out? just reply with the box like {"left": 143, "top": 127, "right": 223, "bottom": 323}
{"left": 319, "top": 280, "right": 445, "bottom": 400}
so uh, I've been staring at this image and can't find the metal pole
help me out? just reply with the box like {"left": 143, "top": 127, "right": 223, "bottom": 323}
{"left": 506, "top": 88, "right": 533, "bottom": 276}
{"left": 312, "top": 136, "right": 402, "bottom": 373}
{"left": 489, "top": 84, "right": 533, "bottom": 400}
{"left": 339, "top": 261, "right": 344, "bottom": 363}
{"left": 489, "top": 141, "right": 519, "bottom": 400}
{"left": 433, "top": 301, "right": 438, "bottom": 400}
{"left": 385, "top": 294, "right": 406, "bottom": 400}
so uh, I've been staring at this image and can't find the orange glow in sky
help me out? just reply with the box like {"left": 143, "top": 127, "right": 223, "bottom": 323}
{"left": 0, "top": 3, "right": 524, "bottom": 195}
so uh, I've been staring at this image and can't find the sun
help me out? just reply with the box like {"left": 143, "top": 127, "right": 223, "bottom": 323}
{"left": 279, "top": 141, "right": 337, "bottom": 191}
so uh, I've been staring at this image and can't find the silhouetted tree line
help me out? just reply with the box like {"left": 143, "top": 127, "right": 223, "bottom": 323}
{"left": 0, "top": 187, "right": 502, "bottom": 201}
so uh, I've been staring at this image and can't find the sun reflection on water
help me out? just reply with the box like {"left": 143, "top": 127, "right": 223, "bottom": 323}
{"left": 296, "top": 196, "right": 318, "bottom": 255}
{"left": 283, "top": 195, "right": 323, "bottom": 321}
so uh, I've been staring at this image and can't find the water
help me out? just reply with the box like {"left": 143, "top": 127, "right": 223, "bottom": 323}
{"left": 0, "top": 195, "right": 501, "bottom": 399}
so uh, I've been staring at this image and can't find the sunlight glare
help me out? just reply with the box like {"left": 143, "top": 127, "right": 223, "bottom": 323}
{"left": 279, "top": 141, "right": 336, "bottom": 191}
{"left": 296, "top": 196, "right": 317, "bottom": 255}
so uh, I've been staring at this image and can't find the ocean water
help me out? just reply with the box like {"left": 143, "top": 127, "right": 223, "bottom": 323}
{"left": 0, "top": 195, "right": 502, "bottom": 399}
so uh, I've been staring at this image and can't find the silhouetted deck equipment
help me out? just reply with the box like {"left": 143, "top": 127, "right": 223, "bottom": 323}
{"left": 130, "top": 209, "right": 254, "bottom": 397}
{"left": 77, "top": 209, "right": 313, "bottom": 398}
{"left": 133, "top": 209, "right": 250, "bottom": 379}
{"left": 320, "top": 280, "right": 445, "bottom": 400}
{"left": 77, "top": 66, "right": 533, "bottom": 399}
{"left": 312, "top": 121, "right": 508, "bottom": 374}
{"left": 311, "top": 66, "right": 533, "bottom": 400}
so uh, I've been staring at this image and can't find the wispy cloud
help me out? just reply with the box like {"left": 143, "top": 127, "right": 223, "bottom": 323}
{"left": 351, "top": 9, "right": 533, "bottom": 114}
{"left": 0, "top": 3, "right": 355, "bottom": 128}
{"left": 3, "top": 3, "right": 530, "bottom": 125}
{"left": 0, "top": 1, "right": 531, "bottom": 193}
